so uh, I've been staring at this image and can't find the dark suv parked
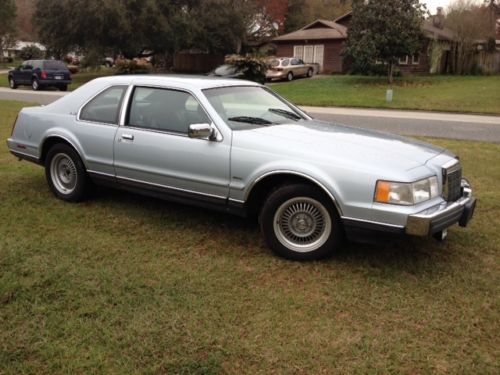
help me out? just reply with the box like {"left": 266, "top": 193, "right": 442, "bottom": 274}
{"left": 8, "top": 60, "right": 72, "bottom": 91}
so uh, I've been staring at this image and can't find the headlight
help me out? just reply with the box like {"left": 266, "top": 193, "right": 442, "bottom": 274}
{"left": 375, "top": 176, "right": 439, "bottom": 205}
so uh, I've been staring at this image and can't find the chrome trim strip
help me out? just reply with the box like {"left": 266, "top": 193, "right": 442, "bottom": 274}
{"left": 114, "top": 164, "right": 228, "bottom": 188}
{"left": 10, "top": 149, "right": 40, "bottom": 161}
{"left": 341, "top": 216, "right": 405, "bottom": 229}
{"left": 115, "top": 175, "right": 227, "bottom": 201}
{"left": 87, "top": 170, "right": 115, "bottom": 178}
{"left": 245, "top": 170, "right": 343, "bottom": 215}
{"left": 228, "top": 198, "right": 245, "bottom": 204}
{"left": 119, "top": 84, "right": 134, "bottom": 126}
{"left": 442, "top": 158, "right": 460, "bottom": 170}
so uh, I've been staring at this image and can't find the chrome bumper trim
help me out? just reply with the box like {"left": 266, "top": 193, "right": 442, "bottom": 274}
{"left": 406, "top": 178, "right": 475, "bottom": 236}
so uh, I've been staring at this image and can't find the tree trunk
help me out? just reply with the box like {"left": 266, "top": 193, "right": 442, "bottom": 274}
{"left": 388, "top": 61, "right": 394, "bottom": 86}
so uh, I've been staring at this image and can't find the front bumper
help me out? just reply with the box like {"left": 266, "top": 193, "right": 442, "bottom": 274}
{"left": 406, "top": 178, "right": 476, "bottom": 236}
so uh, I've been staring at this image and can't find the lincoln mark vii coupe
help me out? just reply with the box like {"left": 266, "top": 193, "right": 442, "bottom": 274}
{"left": 7, "top": 76, "right": 476, "bottom": 260}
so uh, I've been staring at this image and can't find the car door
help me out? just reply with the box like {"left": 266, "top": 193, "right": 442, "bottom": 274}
{"left": 113, "top": 86, "right": 231, "bottom": 204}
{"left": 18, "top": 61, "right": 33, "bottom": 84}
{"left": 291, "top": 58, "right": 306, "bottom": 76}
{"left": 75, "top": 85, "right": 128, "bottom": 176}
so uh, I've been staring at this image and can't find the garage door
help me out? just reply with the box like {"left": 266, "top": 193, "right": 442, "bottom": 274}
{"left": 293, "top": 44, "right": 324, "bottom": 73}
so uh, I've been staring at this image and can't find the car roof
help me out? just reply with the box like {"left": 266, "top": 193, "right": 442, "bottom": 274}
{"left": 91, "top": 74, "right": 261, "bottom": 90}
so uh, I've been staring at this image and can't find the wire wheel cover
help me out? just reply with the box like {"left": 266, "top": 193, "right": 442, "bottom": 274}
{"left": 273, "top": 197, "right": 332, "bottom": 253}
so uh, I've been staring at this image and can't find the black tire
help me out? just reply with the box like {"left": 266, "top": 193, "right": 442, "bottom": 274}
{"left": 8, "top": 76, "right": 18, "bottom": 89}
{"left": 32, "top": 78, "right": 41, "bottom": 91}
{"left": 286, "top": 72, "right": 294, "bottom": 81}
{"left": 59, "top": 84, "right": 68, "bottom": 91}
{"left": 45, "top": 143, "right": 89, "bottom": 202}
{"left": 260, "top": 184, "right": 343, "bottom": 261}
{"left": 307, "top": 68, "right": 313, "bottom": 78}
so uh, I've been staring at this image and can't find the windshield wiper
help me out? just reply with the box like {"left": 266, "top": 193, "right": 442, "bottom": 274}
{"left": 268, "top": 108, "right": 302, "bottom": 120}
{"left": 228, "top": 116, "right": 272, "bottom": 125}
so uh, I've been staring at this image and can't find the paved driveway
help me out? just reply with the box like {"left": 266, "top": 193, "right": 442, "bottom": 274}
{"left": 1, "top": 87, "right": 499, "bottom": 142}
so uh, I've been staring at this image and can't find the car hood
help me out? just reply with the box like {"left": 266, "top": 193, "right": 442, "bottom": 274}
{"left": 233, "top": 119, "right": 446, "bottom": 171}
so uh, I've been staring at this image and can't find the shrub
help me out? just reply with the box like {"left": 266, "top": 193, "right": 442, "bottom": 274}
{"left": 81, "top": 49, "right": 103, "bottom": 68}
{"left": 224, "top": 54, "right": 270, "bottom": 84}
{"left": 114, "top": 59, "right": 152, "bottom": 75}
{"left": 19, "top": 45, "right": 44, "bottom": 60}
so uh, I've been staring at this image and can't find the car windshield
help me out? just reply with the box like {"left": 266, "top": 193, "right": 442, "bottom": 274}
{"left": 203, "top": 86, "right": 305, "bottom": 130}
{"left": 43, "top": 60, "right": 67, "bottom": 70}
{"left": 214, "top": 65, "right": 238, "bottom": 75}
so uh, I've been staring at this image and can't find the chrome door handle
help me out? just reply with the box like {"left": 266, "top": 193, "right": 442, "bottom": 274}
{"left": 121, "top": 133, "right": 134, "bottom": 141}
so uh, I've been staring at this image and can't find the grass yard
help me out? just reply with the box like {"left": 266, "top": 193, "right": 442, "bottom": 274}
{"left": 0, "top": 59, "right": 22, "bottom": 69}
{"left": 0, "top": 69, "right": 115, "bottom": 91}
{"left": 272, "top": 75, "right": 500, "bottom": 115}
{"left": 1, "top": 100, "right": 499, "bottom": 373}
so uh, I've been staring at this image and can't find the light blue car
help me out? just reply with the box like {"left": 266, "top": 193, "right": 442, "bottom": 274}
{"left": 7, "top": 76, "right": 476, "bottom": 260}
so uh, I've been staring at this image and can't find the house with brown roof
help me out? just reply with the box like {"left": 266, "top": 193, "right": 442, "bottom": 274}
{"left": 272, "top": 10, "right": 456, "bottom": 75}
{"left": 273, "top": 19, "right": 348, "bottom": 74}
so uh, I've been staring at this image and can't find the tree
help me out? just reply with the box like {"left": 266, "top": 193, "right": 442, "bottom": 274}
{"left": 0, "top": 0, "right": 17, "bottom": 58}
{"left": 344, "top": 0, "right": 426, "bottom": 84}
{"left": 447, "top": 0, "right": 497, "bottom": 74}
{"left": 284, "top": 0, "right": 351, "bottom": 32}
{"left": 33, "top": 0, "right": 251, "bottom": 66}
{"left": 19, "top": 44, "right": 44, "bottom": 60}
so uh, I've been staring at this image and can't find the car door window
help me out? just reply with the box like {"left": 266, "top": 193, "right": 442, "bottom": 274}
{"left": 127, "top": 87, "right": 210, "bottom": 134}
{"left": 79, "top": 85, "right": 127, "bottom": 125}
{"left": 291, "top": 59, "right": 300, "bottom": 65}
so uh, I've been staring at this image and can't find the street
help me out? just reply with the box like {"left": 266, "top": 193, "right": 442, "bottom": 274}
{"left": 1, "top": 87, "right": 499, "bottom": 142}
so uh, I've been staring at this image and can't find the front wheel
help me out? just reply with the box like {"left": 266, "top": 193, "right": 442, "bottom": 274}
{"left": 307, "top": 68, "right": 313, "bottom": 77}
{"left": 45, "top": 143, "right": 89, "bottom": 202}
{"left": 260, "top": 184, "right": 343, "bottom": 260}
{"left": 286, "top": 72, "right": 294, "bottom": 81}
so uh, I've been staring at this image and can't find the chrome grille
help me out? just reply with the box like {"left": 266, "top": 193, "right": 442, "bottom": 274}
{"left": 443, "top": 161, "right": 462, "bottom": 202}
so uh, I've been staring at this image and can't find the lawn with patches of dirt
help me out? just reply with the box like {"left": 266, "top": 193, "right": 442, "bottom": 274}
{"left": 1, "top": 100, "right": 499, "bottom": 373}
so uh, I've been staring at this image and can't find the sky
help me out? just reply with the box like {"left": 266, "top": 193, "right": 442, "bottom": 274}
{"left": 422, "top": 0, "right": 483, "bottom": 13}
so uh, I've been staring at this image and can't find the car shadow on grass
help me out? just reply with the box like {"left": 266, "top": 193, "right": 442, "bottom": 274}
{"left": 91, "top": 185, "right": 456, "bottom": 273}
{"left": 11, "top": 175, "right": 458, "bottom": 276}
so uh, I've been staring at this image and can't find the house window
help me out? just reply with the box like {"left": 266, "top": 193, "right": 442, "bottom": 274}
{"left": 412, "top": 54, "right": 420, "bottom": 65}
{"left": 398, "top": 56, "right": 409, "bottom": 65}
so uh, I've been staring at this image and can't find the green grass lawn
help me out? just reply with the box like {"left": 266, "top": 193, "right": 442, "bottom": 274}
{"left": 0, "top": 70, "right": 115, "bottom": 91}
{"left": 0, "top": 59, "right": 22, "bottom": 69}
{"left": 1, "top": 100, "right": 499, "bottom": 373}
{"left": 272, "top": 75, "right": 500, "bottom": 115}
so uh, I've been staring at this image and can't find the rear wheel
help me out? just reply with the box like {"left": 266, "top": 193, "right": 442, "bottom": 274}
{"left": 59, "top": 84, "right": 68, "bottom": 91}
{"left": 32, "top": 78, "right": 41, "bottom": 91}
{"left": 307, "top": 68, "right": 313, "bottom": 77}
{"left": 260, "top": 184, "right": 342, "bottom": 260}
{"left": 286, "top": 72, "right": 294, "bottom": 81}
{"left": 8, "top": 76, "right": 18, "bottom": 89}
{"left": 45, "top": 143, "right": 89, "bottom": 202}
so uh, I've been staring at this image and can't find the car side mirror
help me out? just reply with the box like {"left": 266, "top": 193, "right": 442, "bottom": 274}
{"left": 188, "top": 123, "right": 216, "bottom": 140}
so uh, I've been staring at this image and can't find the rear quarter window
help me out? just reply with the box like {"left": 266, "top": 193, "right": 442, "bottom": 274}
{"left": 79, "top": 86, "right": 127, "bottom": 125}
{"left": 43, "top": 60, "right": 67, "bottom": 70}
